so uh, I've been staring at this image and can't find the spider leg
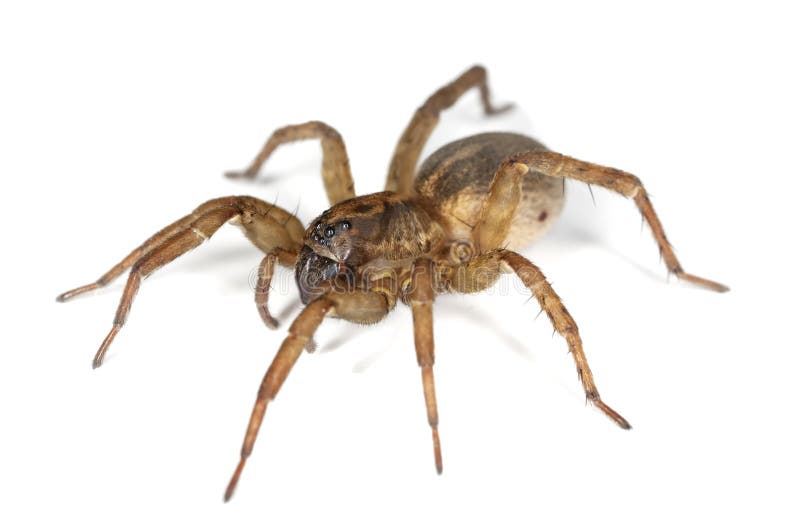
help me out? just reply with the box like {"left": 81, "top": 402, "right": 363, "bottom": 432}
{"left": 472, "top": 161, "right": 528, "bottom": 252}
{"left": 225, "top": 120, "right": 355, "bottom": 205}
{"left": 438, "top": 251, "right": 631, "bottom": 429}
{"left": 503, "top": 151, "right": 728, "bottom": 292}
{"left": 385, "top": 65, "right": 512, "bottom": 194}
{"left": 225, "top": 288, "right": 391, "bottom": 502}
{"left": 407, "top": 258, "right": 443, "bottom": 473}
{"left": 57, "top": 196, "right": 304, "bottom": 368}
{"left": 56, "top": 211, "right": 200, "bottom": 302}
{"left": 224, "top": 297, "right": 333, "bottom": 502}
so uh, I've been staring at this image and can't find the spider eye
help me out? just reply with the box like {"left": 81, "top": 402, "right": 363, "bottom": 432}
{"left": 341, "top": 220, "right": 351, "bottom": 230}
{"left": 324, "top": 226, "right": 335, "bottom": 238}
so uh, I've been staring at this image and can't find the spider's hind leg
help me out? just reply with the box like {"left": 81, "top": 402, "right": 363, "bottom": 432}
{"left": 438, "top": 250, "right": 631, "bottom": 430}
{"left": 506, "top": 151, "right": 728, "bottom": 292}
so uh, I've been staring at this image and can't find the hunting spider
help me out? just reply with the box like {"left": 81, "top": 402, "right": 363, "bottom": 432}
{"left": 57, "top": 65, "right": 728, "bottom": 501}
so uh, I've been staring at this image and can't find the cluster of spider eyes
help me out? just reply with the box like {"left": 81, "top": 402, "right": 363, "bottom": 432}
{"left": 313, "top": 220, "right": 352, "bottom": 244}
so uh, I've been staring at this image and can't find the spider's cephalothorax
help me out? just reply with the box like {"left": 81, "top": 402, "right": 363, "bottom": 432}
{"left": 57, "top": 65, "right": 728, "bottom": 501}
{"left": 296, "top": 192, "right": 444, "bottom": 304}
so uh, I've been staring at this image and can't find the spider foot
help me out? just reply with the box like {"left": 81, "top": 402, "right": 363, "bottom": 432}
{"left": 485, "top": 101, "right": 514, "bottom": 116}
{"left": 591, "top": 397, "right": 632, "bottom": 430}
{"left": 56, "top": 282, "right": 101, "bottom": 302}
{"left": 224, "top": 457, "right": 246, "bottom": 503}
{"left": 432, "top": 427, "right": 443, "bottom": 474}
{"left": 92, "top": 325, "right": 121, "bottom": 369}
{"left": 675, "top": 271, "right": 729, "bottom": 293}
{"left": 224, "top": 169, "right": 256, "bottom": 180}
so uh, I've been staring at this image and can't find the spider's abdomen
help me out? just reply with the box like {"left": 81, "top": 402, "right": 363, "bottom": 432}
{"left": 414, "top": 132, "right": 564, "bottom": 249}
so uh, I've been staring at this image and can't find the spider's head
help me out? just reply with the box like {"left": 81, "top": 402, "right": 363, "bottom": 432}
{"left": 294, "top": 201, "right": 368, "bottom": 304}
{"left": 295, "top": 192, "right": 442, "bottom": 304}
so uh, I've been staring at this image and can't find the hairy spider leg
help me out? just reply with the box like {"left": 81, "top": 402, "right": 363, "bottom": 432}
{"left": 226, "top": 120, "right": 356, "bottom": 205}
{"left": 56, "top": 212, "right": 199, "bottom": 302}
{"left": 407, "top": 258, "right": 443, "bottom": 474}
{"left": 225, "top": 288, "right": 391, "bottom": 502}
{"left": 439, "top": 250, "right": 631, "bottom": 429}
{"left": 224, "top": 297, "right": 333, "bottom": 502}
{"left": 57, "top": 196, "right": 305, "bottom": 368}
{"left": 386, "top": 65, "right": 513, "bottom": 195}
{"left": 505, "top": 151, "right": 729, "bottom": 292}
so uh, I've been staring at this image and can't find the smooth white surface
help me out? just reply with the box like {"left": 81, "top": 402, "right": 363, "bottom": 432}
{"left": 2, "top": 1, "right": 798, "bottom": 531}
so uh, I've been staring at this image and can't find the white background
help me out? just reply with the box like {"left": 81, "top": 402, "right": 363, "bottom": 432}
{"left": 2, "top": 1, "right": 798, "bottom": 531}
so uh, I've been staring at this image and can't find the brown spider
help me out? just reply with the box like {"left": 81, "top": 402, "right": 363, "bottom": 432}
{"left": 57, "top": 65, "right": 728, "bottom": 501}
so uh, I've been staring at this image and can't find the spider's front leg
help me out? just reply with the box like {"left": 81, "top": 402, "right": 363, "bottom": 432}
{"left": 224, "top": 287, "right": 392, "bottom": 502}
{"left": 405, "top": 258, "right": 444, "bottom": 474}
{"left": 57, "top": 196, "right": 305, "bottom": 368}
{"left": 439, "top": 251, "right": 631, "bottom": 429}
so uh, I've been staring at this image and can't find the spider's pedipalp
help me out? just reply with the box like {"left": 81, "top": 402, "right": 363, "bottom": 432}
{"left": 255, "top": 248, "right": 298, "bottom": 330}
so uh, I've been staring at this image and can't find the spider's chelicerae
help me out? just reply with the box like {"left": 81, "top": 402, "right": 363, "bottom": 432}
{"left": 58, "top": 65, "right": 728, "bottom": 501}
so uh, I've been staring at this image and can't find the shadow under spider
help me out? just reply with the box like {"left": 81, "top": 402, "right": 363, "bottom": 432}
{"left": 435, "top": 298, "right": 533, "bottom": 360}
{"left": 547, "top": 222, "right": 673, "bottom": 287}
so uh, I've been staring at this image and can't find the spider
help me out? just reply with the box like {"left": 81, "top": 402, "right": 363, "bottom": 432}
{"left": 57, "top": 65, "right": 728, "bottom": 501}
